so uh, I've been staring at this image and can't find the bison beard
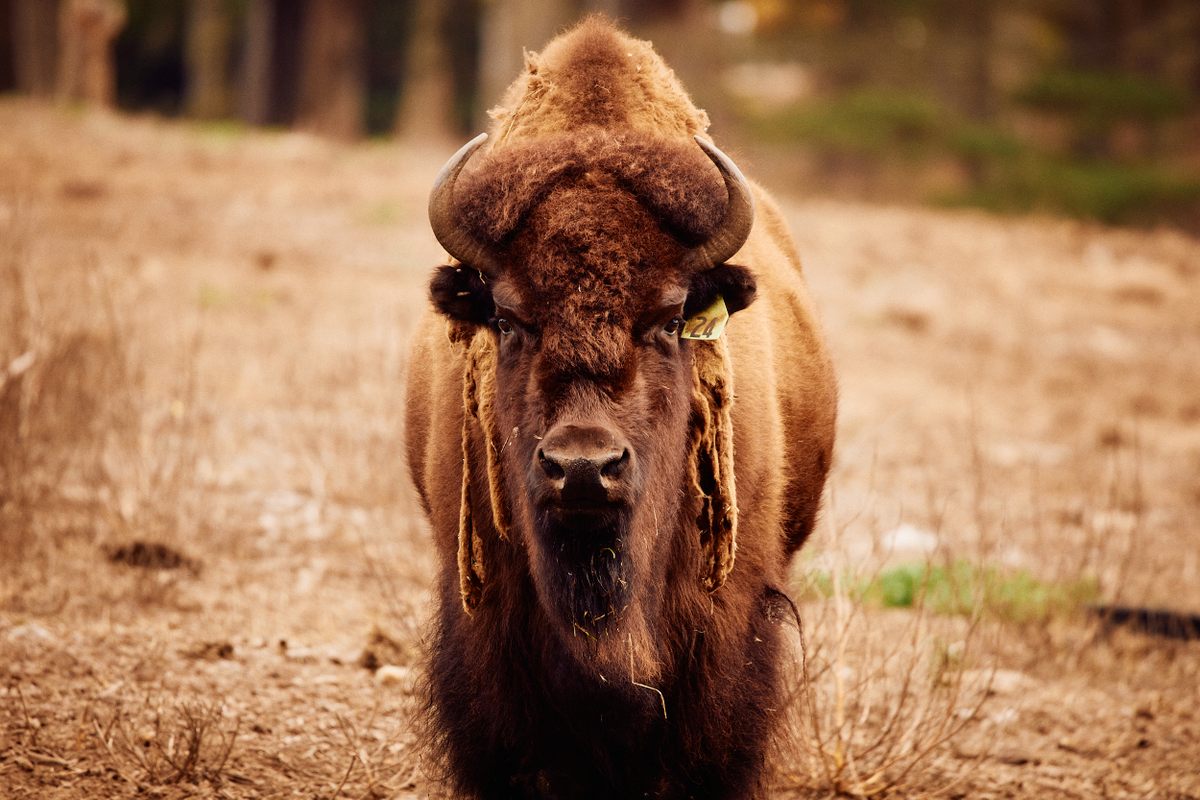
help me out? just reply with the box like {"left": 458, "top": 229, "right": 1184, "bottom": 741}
{"left": 405, "top": 16, "right": 837, "bottom": 800}
{"left": 532, "top": 506, "right": 631, "bottom": 633}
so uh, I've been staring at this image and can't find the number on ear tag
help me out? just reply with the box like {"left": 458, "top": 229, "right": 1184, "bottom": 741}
{"left": 682, "top": 295, "right": 729, "bottom": 341}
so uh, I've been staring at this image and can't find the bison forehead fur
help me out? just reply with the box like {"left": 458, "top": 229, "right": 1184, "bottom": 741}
{"left": 453, "top": 132, "right": 731, "bottom": 248}
{"left": 404, "top": 15, "right": 837, "bottom": 800}
{"left": 450, "top": 134, "right": 737, "bottom": 381}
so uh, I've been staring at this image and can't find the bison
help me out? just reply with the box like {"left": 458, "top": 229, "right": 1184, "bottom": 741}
{"left": 405, "top": 17, "right": 836, "bottom": 800}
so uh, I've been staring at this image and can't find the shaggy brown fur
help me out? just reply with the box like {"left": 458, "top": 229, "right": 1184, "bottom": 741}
{"left": 690, "top": 336, "right": 738, "bottom": 593}
{"left": 488, "top": 17, "right": 709, "bottom": 143}
{"left": 405, "top": 16, "right": 837, "bottom": 800}
{"left": 455, "top": 133, "right": 730, "bottom": 247}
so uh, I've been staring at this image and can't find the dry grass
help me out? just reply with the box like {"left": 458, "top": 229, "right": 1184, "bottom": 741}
{"left": 772, "top": 479, "right": 996, "bottom": 798}
{"left": 1, "top": 101, "right": 1198, "bottom": 799}
{"left": 781, "top": 568, "right": 991, "bottom": 795}
{"left": 0, "top": 203, "right": 209, "bottom": 622}
{"left": 1, "top": 102, "right": 434, "bottom": 798}
{"left": 326, "top": 706, "right": 420, "bottom": 798}
{"left": 767, "top": 411, "right": 1156, "bottom": 797}
{"left": 89, "top": 696, "right": 240, "bottom": 785}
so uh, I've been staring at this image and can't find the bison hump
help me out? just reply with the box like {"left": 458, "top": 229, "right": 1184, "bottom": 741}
{"left": 488, "top": 15, "right": 710, "bottom": 144}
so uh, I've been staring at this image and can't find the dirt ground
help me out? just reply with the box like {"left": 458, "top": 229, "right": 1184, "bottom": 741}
{"left": 1, "top": 100, "right": 1198, "bottom": 798}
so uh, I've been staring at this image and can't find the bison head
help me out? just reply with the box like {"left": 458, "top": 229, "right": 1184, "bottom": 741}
{"left": 425, "top": 130, "right": 757, "bottom": 673}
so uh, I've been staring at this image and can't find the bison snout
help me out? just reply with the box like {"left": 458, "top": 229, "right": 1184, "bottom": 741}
{"left": 536, "top": 424, "right": 632, "bottom": 505}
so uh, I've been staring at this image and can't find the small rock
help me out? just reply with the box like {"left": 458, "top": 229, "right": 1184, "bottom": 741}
{"left": 879, "top": 523, "right": 939, "bottom": 557}
{"left": 375, "top": 665, "right": 412, "bottom": 688}
{"left": 310, "top": 674, "right": 342, "bottom": 686}
{"left": 965, "top": 667, "right": 1031, "bottom": 698}
{"left": 990, "top": 707, "right": 1019, "bottom": 726}
{"left": 6, "top": 623, "right": 57, "bottom": 646}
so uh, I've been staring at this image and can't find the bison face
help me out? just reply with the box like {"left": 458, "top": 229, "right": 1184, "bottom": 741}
{"left": 425, "top": 132, "right": 756, "bottom": 668}
{"left": 488, "top": 276, "right": 694, "bottom": 641}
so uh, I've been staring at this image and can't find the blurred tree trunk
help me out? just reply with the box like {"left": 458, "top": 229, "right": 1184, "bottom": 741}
{"left": 963, "top": 2, "right": 995, "bottom": 122}
{"left": 443, "top": 0, "right": 482, "bottom": 135}
{"left": 625, "top": 1, "right": 717, "bottom": 126}
{"left": 185, "top": 0, "right": 233, "bottom": 119}
{"left": 11, "top": 0, "right": 60, "bottom": 97}
{"left": 597, "top": 0, "right": 691, "bottom": 23}
{"left": 239, "top": 0, "right": 302, "bottom": 126}
{"left": 1065, "top": 0, "right": 1140, "bottom": 159}
{"left": 55, "top": 0, "right": 125, "bottom": 108}
{"left": 1194, "top": 3, "right": 1200, "bottom": 96}
{"left": 477, "top": 0, "right": 574, "bottom": 129}
{"left": 0, "top": 0, "right": 16, "bottom": 92}
{"left": 394, "top": 0, "right": 455, "bottom": 140}
{"left": 296, "top": 0, "right": 367, "bottom": 140}
{"left": 239, "top": 0, "right": 274, "bottom": 124}
{"left": 959, "top": 0, "right": 995, "bottom": 187}
{"left": 843, "top": 0, "right": 884, "bottom": 32}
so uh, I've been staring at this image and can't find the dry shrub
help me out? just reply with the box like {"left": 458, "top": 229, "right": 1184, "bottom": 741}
{"left": 772, "top": 420, "right": 1148, "bottom": 797}
{"left": 1, "top": 202, "right": 208, "bottom": 610}
{"left": 327, "top": 708, "right": 420, "bottom": 799}
{"left": 90, "top": 696, "right": 239, "bottom": 785}
{"left": 2, "top": 331, "right": 133, "bottom": 493}
{"left": 1, "top": 209, "right": 133, "bottom": 517}
{"left": 775, "top": 528, "right": 993, "bottom": 797}
{"left": 283, "top": 332, "right": 414, "bottom": 511}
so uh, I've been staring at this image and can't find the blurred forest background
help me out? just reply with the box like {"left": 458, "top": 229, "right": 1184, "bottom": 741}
{"left": 3, "top": 0, "right": 1200, "bottom": 228}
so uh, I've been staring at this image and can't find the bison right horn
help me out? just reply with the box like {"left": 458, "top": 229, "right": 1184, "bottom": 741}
{"left": 428, "top": 133, "right": 501, "bottom": 275}
{"left": 683, "top": 136, "right": 756, "bottom": 271}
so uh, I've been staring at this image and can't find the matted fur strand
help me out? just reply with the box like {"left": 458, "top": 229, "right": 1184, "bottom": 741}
{"left": 454, "top": 329, "right": 512, "bottom": 612}
{"left": 689, "top": 336, "right": 739, "bottom": 592}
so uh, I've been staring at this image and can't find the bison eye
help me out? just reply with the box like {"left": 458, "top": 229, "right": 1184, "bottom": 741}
{"left": 663, "top": 317, "right": 684, "bottom": 336}
{"left": 494, "top": 317, "right": 514, "bottom": 336}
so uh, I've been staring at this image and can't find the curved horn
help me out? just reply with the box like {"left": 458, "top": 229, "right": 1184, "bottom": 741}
{"left": 683, "top": 136, "right": 756, "bottom": 271}
{"left": 428, "top": 133, "right": 499, "bottom": 274}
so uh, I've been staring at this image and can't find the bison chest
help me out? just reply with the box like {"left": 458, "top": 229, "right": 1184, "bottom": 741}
{"left": 434, "top": 611, "right": 674, "bottom": 795}
{"left": 432, "top": 586, "right": 784, "bottom": 799}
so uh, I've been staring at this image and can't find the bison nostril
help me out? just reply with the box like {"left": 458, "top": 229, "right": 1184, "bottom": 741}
{"left": 538, "top": 448, "right": 566, "bottom": 480}
{"left": 601, "top": 448, "right": 630, "bottom": 480}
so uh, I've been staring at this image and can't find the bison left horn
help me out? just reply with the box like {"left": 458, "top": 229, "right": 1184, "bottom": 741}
{"left": 428, "top": 132, "right": 501, "bottom": 275}
{"left": 683, "top": 136, "right": 756, "bottom": 271}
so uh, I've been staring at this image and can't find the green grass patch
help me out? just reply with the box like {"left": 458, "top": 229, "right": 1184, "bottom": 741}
{"left": 748, "top": 89, "right": 949, "bottom": 159}
{"left": 196, "top": 119, "right": 249, "bottom": 142}
{"left": 745, "top": 83, "right": 1200, "bottom": 226}
{"left": 198, "top": 283, "right": 232, "bottom": 310}
{"left": 948, "top": 123, "right": 1027, "bottom": 162}
{"left": 198, "top": 283, "right": 281, "bottom": 311}
{"left": 1016, "top": 70, "right": 1190, "bottom": 125}
{"left": 937, "top": 157, "right": 1200, "bottom": 224}
{"left": 799, "top": 560, "right": 1100, "bottom": 624}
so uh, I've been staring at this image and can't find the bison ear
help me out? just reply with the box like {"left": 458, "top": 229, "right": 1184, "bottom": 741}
{"left": 684, "top": 263, "right": 757, "bottom": 318}
{"left": 429, "top": 265, "right": 495, "bottom": 325}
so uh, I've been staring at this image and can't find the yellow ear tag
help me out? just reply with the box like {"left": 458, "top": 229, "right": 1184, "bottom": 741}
{"left": 681, "top": 295, "right": 729, "bottom": 341}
